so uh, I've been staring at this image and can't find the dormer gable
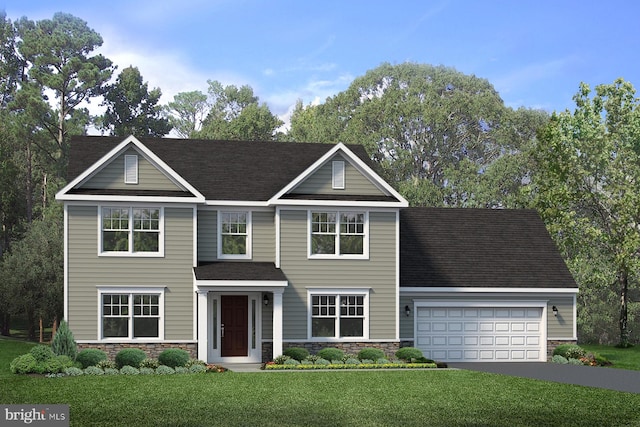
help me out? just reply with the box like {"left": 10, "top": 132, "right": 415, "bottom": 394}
{"left": 269, "top": 143, "right": 408, "bottom": 207}
{"left": 56, "top": 135, "right": 204, "bottom": 203}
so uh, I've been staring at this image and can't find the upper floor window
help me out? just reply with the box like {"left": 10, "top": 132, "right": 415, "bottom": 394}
{"left": 124, "top": 155, "right": 138, "bottom": 184}
{"left": 218, "top": 211, "right": 251, "bottom": 259}
{"left": 101, "top": 207, "right": 163, "bottom": 256}
{"left": 309, "top": 211, "right": 368, "bottom": 258}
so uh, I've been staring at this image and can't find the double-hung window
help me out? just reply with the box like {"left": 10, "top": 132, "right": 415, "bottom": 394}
{"left": 309, "top": 290, "right": 369, "bottom": 339}
{"left": 101, "top": 207, "right": 163, "bottom": 255}
{"left": 218, "top": 211, "right": 251, "bottom": 259}
{"left": 100, "top": 289, "right": 164, "bottom": 339}
{"left": 309, "top": 211, "right": 367, "bottom": 258}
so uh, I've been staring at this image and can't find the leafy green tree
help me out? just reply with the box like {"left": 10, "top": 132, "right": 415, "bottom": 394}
{"left": 196, "top": 80, "right": 282, "bottom": 140}
{"left": 1, "top": 206, "right": 63, "bottom": 340}
{"left": 0, "top": 12, "right": 20, "bottom": 107}
{"left": 167, "top": 90, "right": 209, "bottom": 138}
{"left": 533, "top": 79, "right": 640, "bottom": 346}
{"left": 15, "top": 12, "right": 113, "bottom": 173}
{"left": 99, "top": 66, "right": 171, "bottom": 137}
{"left": 289, "top": 63, "right": 546, "bottom": 207}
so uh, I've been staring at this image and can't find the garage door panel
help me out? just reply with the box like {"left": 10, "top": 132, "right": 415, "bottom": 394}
{"left": 495, "top": 323, "right": 510, "bottom": 332}
{"left": 527, "top": 323, "right": 539, "bottom": 332}
{"left": 511, "top": 336, "right": 525, "bottom": 345}
{"left": 511, "top": 322, "right": 525, "bottom": 332}
{"left": 480, "top": 336, "right": 494, "bottom": 345}
{"left": 415, "top": 306, "right": 543, "bottom": 362}
{"left": 464, "top": 336, "right": 478, "bottom": 345}
{"left": 448, "top": 322, "right": 463, "bottom": 332}
{"left": 480, "top": 323, "right": 494, "bottom": 332}
{"left": 495, "top": 336, "right": 509, "bottom": 346}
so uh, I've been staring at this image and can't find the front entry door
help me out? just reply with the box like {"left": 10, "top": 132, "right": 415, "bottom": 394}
{"left": 221, "top": 295, "right": 248, "bottom": 357}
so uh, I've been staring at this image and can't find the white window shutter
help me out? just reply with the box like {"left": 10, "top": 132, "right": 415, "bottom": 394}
{"left": 124, "top": 155, "right": 138, "bottom": 184}
{"left": 332, "top": 161, "right": 345, "bottom": 189}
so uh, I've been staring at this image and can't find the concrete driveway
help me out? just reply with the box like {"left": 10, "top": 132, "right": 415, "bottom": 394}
{"left": 449, "top": 362, "right": 640, "bottom": 394}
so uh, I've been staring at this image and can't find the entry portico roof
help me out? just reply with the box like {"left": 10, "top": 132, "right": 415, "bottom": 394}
{"left": 194, "top": 262, "right": 287, "bottom": 282}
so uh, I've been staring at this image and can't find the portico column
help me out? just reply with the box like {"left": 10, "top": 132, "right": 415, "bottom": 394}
{"left": 196, "top": 290, "right": 208, "bottom": 362}
{"left": 272, "top": 290, "right": 284, "bottom": 359}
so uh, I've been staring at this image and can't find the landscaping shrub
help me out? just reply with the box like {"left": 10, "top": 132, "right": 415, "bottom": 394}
{"left": 553, "top": 344, "right": 586, "bottom": 359}
{"left": 64, "top": 367, "right": 84, "bottom": 376}
{"left": 139, "top": 367, "right": 155, "bottom": 375}
{"left": 84, "top": 366, "right": 104, "bottom": 375}
{"left": 284, "top": 347, "right": 310, "bottom": 361}
{"left": 51, "top": 320, "right": 77, "bottom": 360}
{"left": 96, "top": 360, "right": 117, "bottom": 370}
{"left": 189, "top": 364, "right": 207, "bottom": 373}
{"left": 317, "top": 347, "right": 344, "bottom": 361}
{"left": 119, "top": 365, "right": 140, "bottom": 375}
{"left": 568, "top": 358, "right": 584, "bottom": 365}
{"left": 185, "top": 358, "right": 206, "bottom": 368}
{"left": 315, "top": 358, "right": 330, "bottom": 366}
{"left": 396, "top": 347, "right": 423, "bottom": 361}
{"left": 103, "top": 368, "right": 119, "bottom": 375}
{"left": 175, "top": 366, "right": 189, "bottom": 374}
{"left": 115, "top": 348, "right": 147, "bottom": 368}
{"left": 273, "top": 354, "right": 291, "bottom": 364}
{"left": 76, "top": 349, "right": 107, "bottom": 368}
{"left": 140, "top": 358, "right": 160, "bottom": 369}
{"left": 376, "top": 358, "right": 390, "bottom": 364}
{"left": 551, "top": 355, "right": 568, "bottom": 364}
{"left": 10, "top": 354, "right": 38, "bottom": 374}
{"left": 155, "top": 365, "right": 175, "bottom": 375}
{"left": 345, "top": 358, "right": 360, "bottom": 365}
{"left": 45, "top": 356, "right": 75, "bottom": 374}
{"left": 283, "top": 358, "right": 300, "bottom": 366}
{"left": 357, "top": 348, "right": 385, "bottom": 361}
{"left": 158, "top": 348, "right": 190, "bottom": 368}
{"left": 30, "top": 345, "right": 54, "bottom": 362}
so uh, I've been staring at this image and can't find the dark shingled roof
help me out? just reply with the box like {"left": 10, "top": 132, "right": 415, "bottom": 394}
{"left": 400, "top": 208, "right": 578, "bottom": 289}
{"left": 194, "top": 262, "right": 287, "bottom": 281}
{"left": 67, "top": 136, "right": 380, "bottom": 201}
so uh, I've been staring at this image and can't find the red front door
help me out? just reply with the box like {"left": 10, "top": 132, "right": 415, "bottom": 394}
{"left": 221, "top": 295, "right": 248, "bottom": 357}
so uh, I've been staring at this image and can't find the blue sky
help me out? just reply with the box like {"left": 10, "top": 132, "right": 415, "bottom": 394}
{"left": 4, "top": 0, "right": 640, "bottom": 125}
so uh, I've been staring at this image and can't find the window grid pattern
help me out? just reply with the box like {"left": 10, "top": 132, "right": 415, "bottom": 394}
{"left": 102, "top": 294, "right": 129, "bottom": 317}
{"left": 102, "top": 293, "right": 161, "bottom": 339}
{"left": 101, "top": 207, "right": 160, "bottom": 254}
{"left": 220, "top": 212, "right": 248, "bottom": 256}
{"left": 311, "top": 294, "right": 366, "bottom": 339}
{"left": 312, "top": 295, "right": 336, "bottom": 317}
{"left": 311, "top": 211, "right": 365, "bottom": 256}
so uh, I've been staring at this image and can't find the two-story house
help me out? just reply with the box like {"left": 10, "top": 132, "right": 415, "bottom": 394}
{"left": 56, "top": 135, "right": 578, "bottom": 363}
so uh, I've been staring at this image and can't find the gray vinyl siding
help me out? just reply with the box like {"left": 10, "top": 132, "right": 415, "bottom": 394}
{"left": 83, "top": 148, "right": 180, "bottom": 191}
{"left": 197, "top": 209, "right": 274, "bottom": 263}
{"left": 547, "top": 296, "right": 575, "bottom": 338}
{"left": 398, "top": 294, "right": 576, "bottom": 340}
{"left": 252, "top": 210, "right": 275, "bottom": 262}
{"left": 279, "top": 209, "right": 398, "bottom": 340}
{"left": 291, "top": 154, "right": 385, "bottom": 196}
{"left": 67, "top": 205, "right": 195, "bottom": 341}
{"left": 197, "top": 210, "right": 217, "bottom": 262}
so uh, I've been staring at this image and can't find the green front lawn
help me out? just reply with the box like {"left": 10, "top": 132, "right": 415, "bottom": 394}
{"left": 2, "top": 339, "right": 639, "bottom": 426}
{"left": 582, "top": 344, "right": 640, "bottom": 370}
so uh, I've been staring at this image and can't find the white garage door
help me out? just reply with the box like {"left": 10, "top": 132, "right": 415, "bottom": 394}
{"left": 415, "top": 306, "right": 543, "bottom": 362}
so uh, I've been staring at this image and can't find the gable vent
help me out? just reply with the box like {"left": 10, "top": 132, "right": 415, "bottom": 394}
{"left": 332, "top": 160, "right": 345, "bottom": 189}
{"left": 124, "top": 154, "right": 138, "bottom": 184}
